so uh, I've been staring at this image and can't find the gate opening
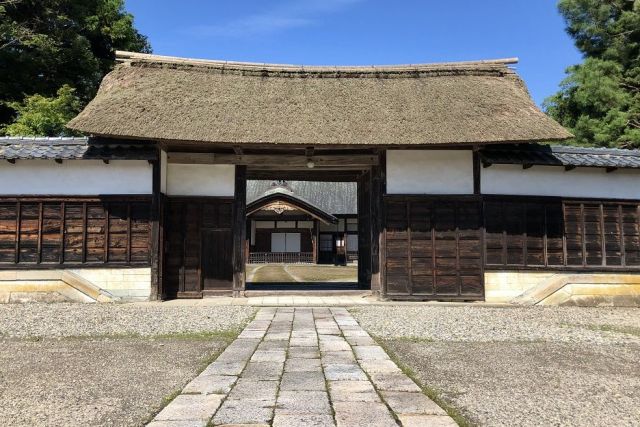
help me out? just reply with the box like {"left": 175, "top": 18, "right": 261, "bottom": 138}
{"left": 245, "top": 180, "right": 360, "bottom": 291}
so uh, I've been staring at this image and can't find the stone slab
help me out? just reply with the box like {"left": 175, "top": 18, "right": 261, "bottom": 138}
{"left": 182, "top": 374, "right": 237, "bottom": 395}
{"left": 154, "top": 394, "right": 223, "bottom": 422}
{"left": 324, "top": 363, "right": 368, "bottom": 381}
{"left": 328, "top": 380, "right": 381, "bottom": 402}
{"left": 369, "top": 373, "right": 422, "bottom": 392}
{"left": 275, "top": 390, "right": 332, "bottom": 415}
{"left": 381, "top": 391, "right": 447, "bottom": 416}
{"left": 284, "top": 358, "right": 322, "bottom": 372}
{"left": 279, "top": 371, "right": 326, "bottom": 391}
{"left": 398, "top": 414, "right": 459, "bottom": 427}
{"left": 333, "top": 401, "right": 397, "bottom": 427}
{"left": 272, "top": 414, "right": 336, "bottom": 427}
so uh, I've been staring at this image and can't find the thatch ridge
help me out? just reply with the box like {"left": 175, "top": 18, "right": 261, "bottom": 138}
{"left": 115, "top": 51, "right": 519, "bottom": 78}
{"left": 68, "top": 52, "right": 572, "bottom": 146}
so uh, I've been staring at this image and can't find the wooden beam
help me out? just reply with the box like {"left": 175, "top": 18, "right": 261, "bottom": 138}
{"left": 305, "top": 146, "right": 314, "bottom": 158}
{"left": 167, "top": 152, "right": 379, "bottom": 168}
{"left": 232, "top": 166, "right": 247, "bottom": 297}
{"left": 150, "top": 158, "right": 161, "bottom": 301}
{"left": 233, "top": 146, "right": 243, "bottom": 155}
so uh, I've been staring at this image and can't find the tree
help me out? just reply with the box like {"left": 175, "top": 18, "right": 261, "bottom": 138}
{"left": 3, "top": 85, "right": 82, "bottom": 136}
{"left": 544, "top": 0, "right": 640, "bottom": 148}
{"left": 0, "top": 0, "right": 150, "bottom": 134}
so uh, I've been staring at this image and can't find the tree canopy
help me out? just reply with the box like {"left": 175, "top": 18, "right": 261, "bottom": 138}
{"left": 0, "top": 0, "right": 150, "bottom": 136}
{"left": 544, "top": 0, "right": 640, "bottom": 148}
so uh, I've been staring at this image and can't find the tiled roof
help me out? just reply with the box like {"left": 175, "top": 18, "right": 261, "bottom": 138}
{"left": 480, "top": 144, "right": 640, "bottom": 169}
{"left": 247, "top": 181, "right": 357, "bottom": 215}
{"left": 0, "top": 137, "right": 157, "bottom": 160}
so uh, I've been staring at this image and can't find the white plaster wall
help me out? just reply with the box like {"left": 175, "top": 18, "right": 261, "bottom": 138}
{"left": 482, "top": 165, "right": 640, "bottom": 199}
{"left": 166, "top": 164, "right": 235, "bottom": 196}
{"left": 386, "top": 150, "right": 474, "bottom": 194}
{"left": 0, "top": 160, "right": 152, "bottom": 195}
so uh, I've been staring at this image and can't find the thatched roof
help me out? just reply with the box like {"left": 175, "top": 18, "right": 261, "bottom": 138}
{"left": 67, "top": 51, "right": 572, "bottom": 146}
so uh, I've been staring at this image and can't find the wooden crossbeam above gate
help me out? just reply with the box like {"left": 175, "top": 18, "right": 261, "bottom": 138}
{"left": 166, "top": 152, "right": 379, "bottom": 169}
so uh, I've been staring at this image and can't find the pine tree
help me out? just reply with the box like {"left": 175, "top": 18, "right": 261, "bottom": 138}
{"left": 544, "top": 0, "right": 640, "bottom": 148}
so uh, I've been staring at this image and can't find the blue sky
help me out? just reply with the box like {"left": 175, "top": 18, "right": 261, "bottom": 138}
{"left": 125, "top": 0, "right": 582, "bottom": 106}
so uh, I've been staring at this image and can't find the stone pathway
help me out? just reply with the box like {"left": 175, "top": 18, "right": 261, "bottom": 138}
{"left": 148, "top": 307, "right": 456, "bottom": 427}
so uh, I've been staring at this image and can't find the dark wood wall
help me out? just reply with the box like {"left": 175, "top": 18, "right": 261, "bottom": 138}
{"left": 164, "top": 197, "right": 233, "bottom": 298}
{"left": 0, "top": 197, "right": 151, "bottom": 267}
{"left": 485, "top": 198, "right": 640, "bottom": 270}
{"left": 383, "top": 195, "right": 640, "bottom": 300}
{"left": 384, "top": 197, "right": 484, "bottom": 299}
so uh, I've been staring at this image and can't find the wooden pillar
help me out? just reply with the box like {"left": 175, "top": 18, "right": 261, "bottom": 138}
{"left": 232, "top": 166, "right": 247, "bottom": 297}
{"left": 371, "top": 150, "right": 386, "bottom": 297}
{"left": 313, "top": 221, "right": 319, "bottom": 264}
{"left": 150, "top": 153, "right": 162, "bottom": 301}
{"left": 357, "top": 171, "right": 372, "bottom": 288}
{"left": 473, "top": 146, "right": 481, "bottom": 195}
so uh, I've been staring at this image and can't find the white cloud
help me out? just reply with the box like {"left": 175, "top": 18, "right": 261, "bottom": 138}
{"left": 188, "top": 0, "right": 364, "bottom": 38}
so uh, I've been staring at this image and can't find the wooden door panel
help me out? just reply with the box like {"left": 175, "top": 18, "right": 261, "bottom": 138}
{"left": 163, "top": 198, "right": 233, "bottom": 298}
{"left": 202, "top": 229, "right": 233, "bottom": 290}
{"left": 384, "top": 198, "right": 484, "bottom": 300}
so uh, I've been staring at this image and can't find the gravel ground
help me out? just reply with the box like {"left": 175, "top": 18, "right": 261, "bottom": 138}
{"left": 0, "top": 336, "right": 230, "bottom": 427}
{"left": 0, "top": 303, "right": 256, "bottom": 426}
{"left": 0, "top": 303, "right": 256, "bottom": 338}
{"left": 351, "top": 306, "right": 640, "bottom": 426}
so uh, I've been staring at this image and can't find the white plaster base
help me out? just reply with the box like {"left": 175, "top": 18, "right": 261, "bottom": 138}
{"left": 71, "top": 268, "right": 151, "bottom": 300}
{"left": 0, "top": 268, "right": 151, "bottom": 303}
{"left": 485, "top": 271, "right": 640, "bottom": 306}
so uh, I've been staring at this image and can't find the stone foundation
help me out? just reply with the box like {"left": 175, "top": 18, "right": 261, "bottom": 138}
{"left": 0, "top": 268, "right": 151, "bottom": 303}
{"left": 485, "top": 271, "right": 640, "bottom": 306}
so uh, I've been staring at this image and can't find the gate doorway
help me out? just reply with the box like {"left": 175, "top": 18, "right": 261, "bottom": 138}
{"left": 244, "top": 179, "right": 361, "bottom": 292}
{"left": 160, "top": 150, "right": 384, "bottom": 298}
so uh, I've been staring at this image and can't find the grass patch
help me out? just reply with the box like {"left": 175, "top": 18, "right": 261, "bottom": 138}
{"left": 373, "top": 336, "right": 474, "bottom": 427}
{"left": 582, "top": 324, "right": 640, "bottom": 337}
{"left": 141, "top": 321, "right": 249, "bottom": 424}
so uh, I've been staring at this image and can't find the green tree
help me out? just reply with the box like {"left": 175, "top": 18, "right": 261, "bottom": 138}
{"left": 544, "top": 0, "right": 640, "bottom": 148}
{"left": 0, "top": 0, "right": 150, "bottom": 134}
{"left": 3, "top": 85, "right": 82, "bottom": 136}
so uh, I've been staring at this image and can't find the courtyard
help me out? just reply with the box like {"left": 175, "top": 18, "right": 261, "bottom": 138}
{"left": 0, "top": 302, "right": 638, "bottom": 426}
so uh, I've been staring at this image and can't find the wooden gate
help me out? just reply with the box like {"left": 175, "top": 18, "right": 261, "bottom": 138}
{"left": 164, "top": 198, "right": 233, "bottom": 298}
{"left": 384, "top": 197, "right": 484, "bottom": 300}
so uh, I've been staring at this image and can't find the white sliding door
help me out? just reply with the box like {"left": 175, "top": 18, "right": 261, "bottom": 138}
{"left": 271, "top": 233, "right": 301, "bottom": 252}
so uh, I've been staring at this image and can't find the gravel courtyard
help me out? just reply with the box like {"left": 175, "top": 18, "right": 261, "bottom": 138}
{"left": 0, "top": 304, "right": 255, "bottom": 427}
{"left": 351, "top": 306, "right": 640, "bottom": 427}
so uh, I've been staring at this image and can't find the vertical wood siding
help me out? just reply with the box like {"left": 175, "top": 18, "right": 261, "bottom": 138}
{"left": 164, "top": 197, "right": 233, "bottom": 297}
{"left": 0, "top": 197, "right": 151, "bottom": 267}
{"left": 384, "top": 197, "right": 484, "bottom": 299}
{"left": 384, "top": 195, "right": 640, "bottom": 300}
{"left": 484, "top": 198, "right": 640, "bottom": 270}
